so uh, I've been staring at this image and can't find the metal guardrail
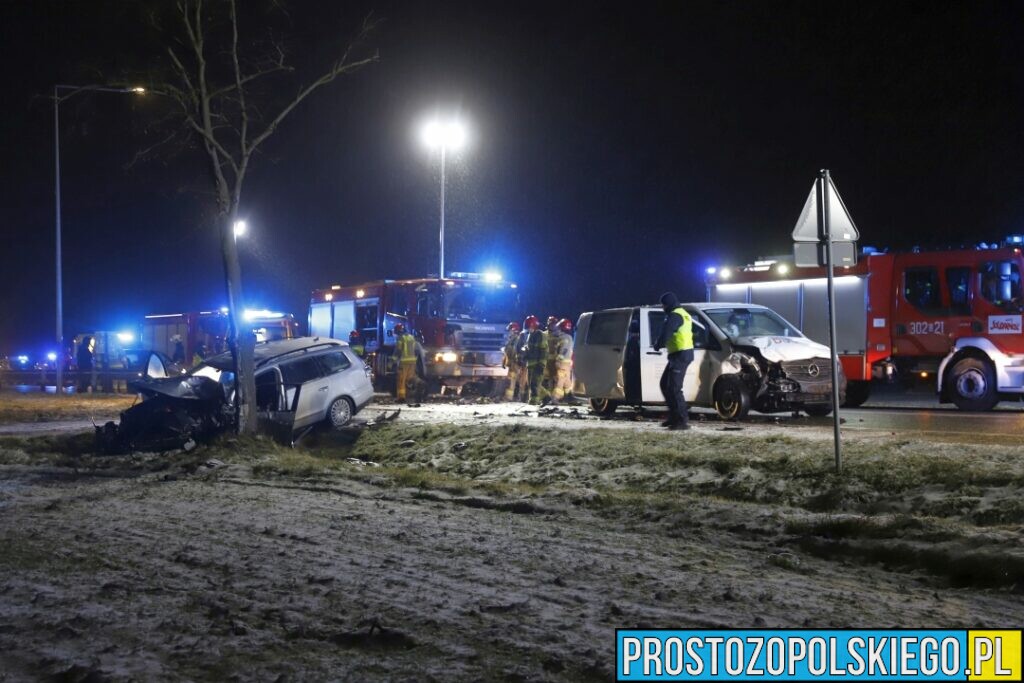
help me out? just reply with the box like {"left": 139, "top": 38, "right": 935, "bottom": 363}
{"left": 0, "top": 369, "right": 144, "bottom": 393}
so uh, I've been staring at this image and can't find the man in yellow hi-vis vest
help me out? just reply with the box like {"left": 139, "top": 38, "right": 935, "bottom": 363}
{"left": 393, "top": 322, "right": 417, "bottom": 401}
{"left": 652, "top": 292, "right": 693, "bottom": 430}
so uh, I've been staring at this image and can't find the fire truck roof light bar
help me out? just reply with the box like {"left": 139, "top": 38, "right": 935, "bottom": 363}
{"left": 145, "top": 313, "right": 184, "bottom": 319}
{"left": 714, "top": 275, "right": 863, "bottom": 291}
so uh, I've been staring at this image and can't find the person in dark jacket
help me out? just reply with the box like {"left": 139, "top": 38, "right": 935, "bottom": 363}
{"left": 653, "top": 292, "right": 694, "bottom": 430}
{"left": 76, "top": 335, "right": 95, "bottom": 393}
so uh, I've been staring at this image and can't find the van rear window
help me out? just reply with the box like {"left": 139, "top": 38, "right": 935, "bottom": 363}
{"left": 586, "top": 310, "right": 631, "bottom": 345}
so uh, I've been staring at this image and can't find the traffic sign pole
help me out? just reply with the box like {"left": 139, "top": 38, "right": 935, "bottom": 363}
{"left": 818, "top": 169, "right": 843, "bottom": 473}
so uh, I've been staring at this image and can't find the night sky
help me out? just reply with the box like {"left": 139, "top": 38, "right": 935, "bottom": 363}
{"left": 2, "top": 1, "right": 1023, "bottom": 355}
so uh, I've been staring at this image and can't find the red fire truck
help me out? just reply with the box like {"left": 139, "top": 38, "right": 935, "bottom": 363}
{"left": 309, "top": 273, "right": 519, "bottom": 392}
{"left": 705, "top": 236, "right": 1024, "bottom": 410}
{"left": 141, "top": 309, "right": 298, "bottom": 365}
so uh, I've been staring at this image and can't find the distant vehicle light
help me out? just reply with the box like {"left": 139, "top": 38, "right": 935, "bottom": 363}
{"left": 719, "top": 268, "right": 732, "bottom": 280}
{"left": 510, "top": 283, "right": 518, "bottom": 289}
{"left": 777, "top": 263, "right": 790, "bottom": 275}
{"left": 47, "top": 352, "right": 58, "bottom": 362}
{"left": 117, "top": 331, "right": 135, "bottom": 343}
{"left": 16, "top": 355, "right": 29, "bottom": 364}
{"left": 445, "top": 281, "right": 455, "bottom": 287}
{"left": 706, "top": 266, "right": 717, "bottom": 275}
{"left": 355, "top": 289, "right": 365, "bottom": 299}
{"left": 220, "top": 306, "right": 229, "bottom": 314}
{"left": 483, "top": 271, "right": 503, "bottom": 283}
{"left": 324, "top": 293, "right": 334, "bottom": 301}
{"left": 131, "top": 86, "right": 146, "bottom": 94}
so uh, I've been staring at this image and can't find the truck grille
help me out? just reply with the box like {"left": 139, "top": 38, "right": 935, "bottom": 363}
{"left": 460, "top": 331, "right": 505, "bottom": 352}
{"left": 781, "top": 358, "right": 833, "bottom": 382}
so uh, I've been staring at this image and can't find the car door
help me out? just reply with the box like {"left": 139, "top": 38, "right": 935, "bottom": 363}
{"left": 639, "top": 308, "right": 712, "bottom": 405}
{"left": 278, "top": 356, "right": 330, "bottom": 428}
{"left": 572, "top": 309, "right": 632, "bottom": 399}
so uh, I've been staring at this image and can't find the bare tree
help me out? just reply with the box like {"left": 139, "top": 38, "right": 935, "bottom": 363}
{"left": 146, "top": 0, "right": 377, "bottom": 433}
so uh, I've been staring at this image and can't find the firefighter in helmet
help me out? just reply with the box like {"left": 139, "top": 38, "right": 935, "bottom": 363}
{"left": 349, "top": 330, "right": 365, "bottom": 359}
{"left": 541, "top": 315, "right": 560, "bottom": 401}
{"left": 502, "top": 321, "right": 522, "bottom": 401}
{"left": 393, "top": 322, "right": 417, "bottom": 401}
{"left": 518, "top": 315, "right": 547, "bottom": 404}
{"left": 552, "top": 317, "right": 577, "bottom": 403}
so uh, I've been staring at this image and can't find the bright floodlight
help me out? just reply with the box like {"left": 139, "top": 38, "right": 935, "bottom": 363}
{"left": 233, "top": 220, "right": 247, "bottom": 237}
{"left": 777, "top": 263, "right": 790, "bottom": 275}
{"left": 421, "top": 118, "right": 467, "bottom": 151}
{"left": 47, "top": 352, "right": 58, "bottom": 362}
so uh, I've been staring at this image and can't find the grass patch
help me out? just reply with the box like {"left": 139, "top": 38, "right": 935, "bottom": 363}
{"left": 0, "top": 392, "right": 136, "bottom": 424}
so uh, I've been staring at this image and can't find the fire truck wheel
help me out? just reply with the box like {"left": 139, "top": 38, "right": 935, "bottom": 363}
{"left": 327, "top": 397, "right": 354, "bottom": 428}
{"left": 590, "top": 398, "right": 619, "bottom": 416}
{"left": 714, "top": 375, "right": 750, "bottom": 420}
{"left": 948, "top": 357, "right": 999, "bottom": 412}
{"left": 843, "top": 380, "right": 871, "bottom": 408}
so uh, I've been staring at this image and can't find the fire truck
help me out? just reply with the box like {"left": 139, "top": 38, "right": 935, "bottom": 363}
{"left": 705, "top": 236, "right": 1024, "bottom": 410}
{"left": 309, "top": 273, "right": 519, "bottom": 392}
{"left": 141, "top": 309, "right": 298, "bottom": 365}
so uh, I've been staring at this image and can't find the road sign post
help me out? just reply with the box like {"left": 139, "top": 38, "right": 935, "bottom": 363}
{"left": 793, "top": 169, "right": 859, "bottom": 473}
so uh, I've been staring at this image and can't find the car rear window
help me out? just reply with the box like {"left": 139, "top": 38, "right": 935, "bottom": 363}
{"left": 585, "top": 310, "right": 631, "bottom": 345}
{"left": 317, "top": 350, "right": 352, "bottom": 375}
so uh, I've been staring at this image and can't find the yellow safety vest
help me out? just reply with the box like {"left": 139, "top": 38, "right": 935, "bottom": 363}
{"left": 666, "top": 307, "right": 694, "bottom": 353}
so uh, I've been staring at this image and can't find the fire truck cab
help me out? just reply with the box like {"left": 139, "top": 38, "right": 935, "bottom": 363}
{"left": 706, "top": 237, "right": 1024, "bottom": 410}
{"left": 309, "top": 273, "right": 519, "bottom": 392}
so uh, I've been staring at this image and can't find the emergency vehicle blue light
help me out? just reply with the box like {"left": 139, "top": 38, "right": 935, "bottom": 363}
{"left": 705, "top": 266, "right": 717, "bottom": 275}
{"left": 244, "top": 308, "right": 284, "bottom": 321}
{"left": 46, "top": 352, "right": 57, "bottom": 362}
{"left": 117, "top": 331, "right": 135, "bottom": 343}
{"left": 1007, "top": 234, "right": 1023, "bottom": 245}
{"left": 483, "top": 271, "right": 503, "bottom": 283}
{"left": 16, "top": 355, "right": 29, "bottom": 364}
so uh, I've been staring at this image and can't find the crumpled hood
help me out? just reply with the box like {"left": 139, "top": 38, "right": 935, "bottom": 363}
{"left": 733, "top": 335, "right": 832, "bottom": 363}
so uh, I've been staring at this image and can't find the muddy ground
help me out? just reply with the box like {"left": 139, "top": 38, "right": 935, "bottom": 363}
{"left": 1, "top": 394, "right": 1023, "bottom": 681}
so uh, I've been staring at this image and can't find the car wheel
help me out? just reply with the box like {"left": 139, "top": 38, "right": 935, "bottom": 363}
{"left": 804, "top": 404, "right": 833, "bottom": 417}
{"left": 714, "top": 375, "right": 750, "bottom": 420}
{"left": 948, "top": 357, "right": 999, "bottom": 411}
{"left": 327, "top": 397, "right": 354, "bottom": 428}
{"left": 843, "top": 380, "right": 871, "bottom": 408}
{"left": 590, "top": 398, "right": 619, "bottom": 416}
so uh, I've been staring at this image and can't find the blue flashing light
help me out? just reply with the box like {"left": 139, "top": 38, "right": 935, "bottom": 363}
{"left": 705, "top": 266, "right": 717, "bottom": 275}
{"left": 46, "top": 352, "right": 58, "bottom": 362}
{"left": 15, "top": 355, "right": 29, "bottom": 365}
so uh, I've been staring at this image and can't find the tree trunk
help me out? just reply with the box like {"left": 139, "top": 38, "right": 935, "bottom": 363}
{"left": 220, "top": 211, "right": 257, "bottom": 434}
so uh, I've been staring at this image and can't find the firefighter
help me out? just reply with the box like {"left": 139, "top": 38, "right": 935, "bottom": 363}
{"left": 393, "top": 322, "right": 417, "bottom": 401}
{"left": 653, "top": 292, "right": 693, "bottom": 430}
{"left": 550, "top": 318, "right": 575, "bottom": 403}
{"left": 348, "top": 330, "right": 365, "bottom": 358}
{"left": 502, "top": 321, "right": 522, "bottom": 401}
{"left": 192, "top": 343, "right": 208, "bottom": 368}
{"left": 514, "top": 323, "right": 531, "bottom": 402}
{"left": 519, "top": 315, "right": 547, "bottom": 404}
{"left": 541, "top": 316, "right": 560, "bottom": 400}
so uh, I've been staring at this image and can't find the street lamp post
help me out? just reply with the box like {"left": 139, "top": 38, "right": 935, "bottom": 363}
{"left": 53, "top": 84, "right": 144, "bottom": 394}
{"left": 421, "top": 117, "right": 467, "bottom": 279}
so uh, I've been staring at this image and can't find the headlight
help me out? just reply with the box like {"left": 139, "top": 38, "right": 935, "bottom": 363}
{"left": 436, "top": 351, "right": 458, "bottom": 363}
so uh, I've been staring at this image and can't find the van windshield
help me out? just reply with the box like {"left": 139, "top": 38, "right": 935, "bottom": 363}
{"left": 704, "top": 307, "right": 802, "bottom": 340}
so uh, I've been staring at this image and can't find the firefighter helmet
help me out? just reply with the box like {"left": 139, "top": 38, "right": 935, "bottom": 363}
{"left": 506, "top": 321, "right": 521, "bottom": 333}
{"left": 546, "top": 316, "right": 559, "bottom": 329}
{"left": 523, "top": 315, "right": 540, "bottom": 330}
{"left": 558, "top": 318, "right": 573, "bottom": 333}
{"left": 349, "top": 330, "right": 361, "bottom": 342}
{"left": 394, "top": 322, "right": 406, "bottom": 334}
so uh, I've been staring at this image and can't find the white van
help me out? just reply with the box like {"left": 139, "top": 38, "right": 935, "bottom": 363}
{"left": 573, "top": 303, "right": 845, "bottom": 419}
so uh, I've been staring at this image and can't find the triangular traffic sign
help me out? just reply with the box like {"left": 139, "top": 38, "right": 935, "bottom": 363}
{"left": 791, "top": 176, "right": 860, "bottom": 242}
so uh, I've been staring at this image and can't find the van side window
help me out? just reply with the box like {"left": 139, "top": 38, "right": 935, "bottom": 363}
{"left": 317, "top": 350, "right": 351, "bottom": 375}
{"left": 647, "top": 311, "right": 666, "bottom": 347}
{"left": 279, "top": 357, "right": 324, "bottom": 385}
{"left": 945, "top": 267, "right": 971, "bottom": 315}
{"left": 586, "top": 310, "right": 631, "bottom": 345}
{"left": 903, "top": 268, "right": 942, "bottom": 313}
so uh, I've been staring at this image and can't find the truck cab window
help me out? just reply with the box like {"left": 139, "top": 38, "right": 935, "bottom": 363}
{"left": 980, "top": 261, "right": 1023, "bottom": 310}
{"left": 903, "top": 268, "right": 942, "bottom": 313}
{"left": 945, "top": 267, "right": 971, "bottom": 315}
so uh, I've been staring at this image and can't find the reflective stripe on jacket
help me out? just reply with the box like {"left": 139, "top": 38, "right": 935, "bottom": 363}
{"left": 666, "top": 307, "right": 694, "bottom": 353}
